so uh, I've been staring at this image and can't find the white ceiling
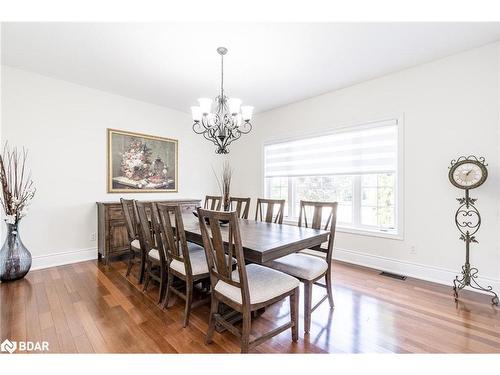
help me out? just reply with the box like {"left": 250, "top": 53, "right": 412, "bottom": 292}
{"left": 2, "top": 22, "right": 500, "bottom": 114}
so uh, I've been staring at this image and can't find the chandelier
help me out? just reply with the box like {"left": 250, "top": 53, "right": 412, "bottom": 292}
{"left": 191, "top": 47, "right": 253, "bottom": 154}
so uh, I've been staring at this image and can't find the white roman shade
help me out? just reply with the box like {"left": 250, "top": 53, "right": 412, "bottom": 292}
{"left": 264, "top": 119, "right": 398, "bottom": 178}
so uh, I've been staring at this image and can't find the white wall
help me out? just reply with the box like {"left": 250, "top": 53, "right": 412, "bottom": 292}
{"left": 231, "top": 42, "right": 500, "bottom": 290}
{"left": 0, "top": 66, "right": 219, "bottom": 269}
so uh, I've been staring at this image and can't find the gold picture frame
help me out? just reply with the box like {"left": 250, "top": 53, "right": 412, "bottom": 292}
{"left": 107, "top": 128, "right": 178, "bottom": 193}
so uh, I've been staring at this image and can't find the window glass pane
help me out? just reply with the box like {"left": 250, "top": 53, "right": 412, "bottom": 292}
{"left": 378, "top": 173, "right": 395, "bottom": 187}
{"left": 378, "top": 206, "right": 395, "bottom": 227}
{"left": 377, "top": 186, "right": 394, "bottom": 207}
{"left": 338, "top": 204, "right": 352, "bottom": 223}
{"left": 361, "top": 174, "right": 377, "bottom": 187}
{"left": 361, "top": 173, "right": 395, "bottom": 228}
{"left": 336, "top": 175, "right": 353, "bottom": 205}
{"left": 291, "top": 175, "right": 353, "bottom": 223}
{"left": 361, "top": 206, "right": 377, "bottom": 226}
{"left": 267, "top": 177, "right": 288, "bottom": 200}
{"left": 265, "top": 177, "right": 289, "bottom": 216}
{"left": 361, "top": 187, "right": 377, "bottom": 206}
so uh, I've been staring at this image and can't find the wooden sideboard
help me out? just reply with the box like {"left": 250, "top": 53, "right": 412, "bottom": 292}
{"left": 96, "top": 199, "right": 201, "bottom": 265}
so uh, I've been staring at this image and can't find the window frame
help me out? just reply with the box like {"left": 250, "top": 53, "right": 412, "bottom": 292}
{"left": 261, "top": 116, "right": 404, "bottom": 240}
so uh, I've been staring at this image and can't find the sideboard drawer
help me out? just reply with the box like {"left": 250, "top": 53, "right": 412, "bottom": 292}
{"left": 108, "top": 207, "right": 125, "bottom": 220}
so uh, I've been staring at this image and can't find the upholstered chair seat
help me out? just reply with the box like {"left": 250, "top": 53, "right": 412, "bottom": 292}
{"left": 215, "top": 263, "right": 299, "bottom": 305}
{"left": 147, "top": 240, "right": 202, "bottom": 264}
{"left": 270, "top": 253, "right": 328, "bottom": 281}
{"left": 186, "top": 242, "right": 204, "bottom": 252}
{"left": 299, "top": 248, "right": 327, "bottom": 258}
{"left": 148, "top": 248, "right": 161, "bottom": 261}
{"left": 170, "top": 248, "right": 209, "bottom": 276}
{"left": 131, "top": 239, "right": 141, "bottom": 250}
{"left": 170, "top": 248, "right": 236, "bottom": 276}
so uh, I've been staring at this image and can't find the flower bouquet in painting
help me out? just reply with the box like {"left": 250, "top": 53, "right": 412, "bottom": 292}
{"left": 114, "top": 137, "right": 169, "bottom": 189}
{"left": 108, "top": 129, "right": 178, "bottom": 193}
{"left": 0, "top": 143, "right": 36, "bottom": 282}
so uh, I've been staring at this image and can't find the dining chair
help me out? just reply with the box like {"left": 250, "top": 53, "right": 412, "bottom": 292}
{"left": 136, "top": 201, "right": 167, "bottom": 304}
{"left": 156, "top": 203, "right": 210, "bottom": 327}
{"left": 197, "top": 208, "right": 300, "bottom": 353}
{"left": 204, "top": 195, "right": 222, "bottom": 210}
{"left": 269, "top": 200, "right": 338, "bottom": 333}
{"left": 255, "top": 198, "right": 285, "bottom": 224}
{"left": 120, "top": 198, "right": 145, "bottom": 283}
{"left": 229, "top": 197, "right": 251, "bottom": 219}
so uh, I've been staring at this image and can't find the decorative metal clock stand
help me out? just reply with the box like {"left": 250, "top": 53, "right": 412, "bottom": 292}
{"left": 449, "top": 156, "right": 498, "bottom": 305}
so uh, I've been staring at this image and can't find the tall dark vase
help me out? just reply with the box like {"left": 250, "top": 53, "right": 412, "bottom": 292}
{"left": 0, "top": 222, "right": 32, "bottom": 282}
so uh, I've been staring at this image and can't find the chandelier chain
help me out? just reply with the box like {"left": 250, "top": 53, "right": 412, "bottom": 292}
{"left": 220, "top": 52, "right": 224, "bottom": 97}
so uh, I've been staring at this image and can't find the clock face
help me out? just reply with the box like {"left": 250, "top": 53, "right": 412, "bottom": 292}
{"left": 449, "top": 160, "right": 487, "bottom": 189}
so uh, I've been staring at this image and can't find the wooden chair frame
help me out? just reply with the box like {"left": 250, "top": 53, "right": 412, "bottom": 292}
{"left": 136, "top": 202, "right": 167, "bottom": 304}
{"left": 255, "top": 198, "right": 285, "bottom": 224}
{"left": 204, "top": 195, "right": 222, "bottom": 211}
{"left": 156, "top": 203, "right": 210, "bottom": 327}
{"left": 297, "top": 200, "right": 338, "bottom": 332}
{"left": 120, "top": 198, "right": 146, "bottom": 283}
{"left": 229, "top": 197, "right": 251, "bottom": 219}
{"left": 197, "top": 208, "right": 299, "bottom": 353}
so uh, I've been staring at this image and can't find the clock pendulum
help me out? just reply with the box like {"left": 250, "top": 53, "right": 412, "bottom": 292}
{"left": 448, "top": 155, "right": 498, "bottom": 305}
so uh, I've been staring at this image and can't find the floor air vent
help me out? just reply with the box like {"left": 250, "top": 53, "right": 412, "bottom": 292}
{"left": 379, "top": 271, "right": 407, "bottom": 280}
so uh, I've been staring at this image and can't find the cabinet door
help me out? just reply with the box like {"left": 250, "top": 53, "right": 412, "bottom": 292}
{"left": 109, "top": 221, "right": 130, "bottom": 254}
{"left": 108, "top": 206, "right": 130, "bottom": 254}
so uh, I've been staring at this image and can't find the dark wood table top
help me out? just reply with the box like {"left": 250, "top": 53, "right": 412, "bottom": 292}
{"left": 182, "top": 213, "right": 329, "bottom": 264}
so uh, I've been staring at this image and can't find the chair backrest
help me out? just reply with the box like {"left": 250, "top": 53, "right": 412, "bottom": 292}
{"left": 135, "top": 201, "right": 166, "bottom": 265}
{"left": 298, "top": 200, "right": 338, "bottom": 261}
{"left": 197, "top": 208, "right": 250, "bottom": 307}
{"left": 156, "top": 203, "right": 194, "bottom": 276}
{"left": 255, "top": 198, "right": 285, "bottom": 224}
{"left": 204, "top": 195, "right": 222, "bottom": 210}
{"left": 229, "top": 197, "right": 251, "bottom": 219}
{"left": 120, "top": 198, "right": 139, "bottom": 242}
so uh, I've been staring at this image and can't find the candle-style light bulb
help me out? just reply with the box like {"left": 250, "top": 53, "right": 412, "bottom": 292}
{"left": 241, "top": 106, "right": 254, "bottom": 121}
{"left": 191, "top": 106, "right": 202, "bottom": 122}
{"left": 198, "top": 98, "right": 213, "bottom": 115}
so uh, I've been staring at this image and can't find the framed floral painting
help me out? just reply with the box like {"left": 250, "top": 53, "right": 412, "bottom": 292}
{"left": 107, "top": 129, "right": 178, "bottom": 193}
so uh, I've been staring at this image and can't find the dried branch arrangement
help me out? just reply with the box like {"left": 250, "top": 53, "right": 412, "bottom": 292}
{"left": 0, "top": 143, "right": 36, "bottom": 225}
{"left": 213, "top": 160, "right": 232, "bottom": 210}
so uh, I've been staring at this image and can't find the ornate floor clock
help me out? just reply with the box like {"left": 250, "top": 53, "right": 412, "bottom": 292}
{"left": 449, "top": 156, "right": 498, "bottom": 305}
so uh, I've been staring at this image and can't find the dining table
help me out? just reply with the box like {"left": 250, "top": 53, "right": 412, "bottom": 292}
{"left": 181, "top": 212, "right": 330, "bottom": 265}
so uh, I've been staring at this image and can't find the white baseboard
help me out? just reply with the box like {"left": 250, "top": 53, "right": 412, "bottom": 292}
{"left": 31, "top": 247, "right": 97, "bottom": 270}
{"left": 334, "top": 247, "right": 500, "bottom": 296}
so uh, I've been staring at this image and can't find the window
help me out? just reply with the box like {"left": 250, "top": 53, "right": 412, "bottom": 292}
{"left": 264, "top": 119, "right": 401, "bottom": 236}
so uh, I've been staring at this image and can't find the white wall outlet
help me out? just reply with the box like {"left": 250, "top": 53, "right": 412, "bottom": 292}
{"left": 410, "top": 245, "right": 416, "bottom": 254}
{"left": 91, "top": 232, "right": 96, "bottom": 241}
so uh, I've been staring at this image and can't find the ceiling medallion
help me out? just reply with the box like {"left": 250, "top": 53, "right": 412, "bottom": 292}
{"left": 190, "top": 47, "right": 253, "bottom": 154}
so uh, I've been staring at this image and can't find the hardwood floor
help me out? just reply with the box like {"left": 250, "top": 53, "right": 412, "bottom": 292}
{"left": 1, "top": 259, "right": 499, "bottom": 353}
